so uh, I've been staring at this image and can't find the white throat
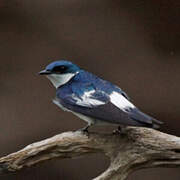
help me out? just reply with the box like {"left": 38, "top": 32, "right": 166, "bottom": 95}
{"left": 47, "top": 73, "right": 76, "bottom": 88}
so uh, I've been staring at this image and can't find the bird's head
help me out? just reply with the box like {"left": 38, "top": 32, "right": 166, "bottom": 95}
{"left": 39, "top": 60, "right": 80, "bottom": 88}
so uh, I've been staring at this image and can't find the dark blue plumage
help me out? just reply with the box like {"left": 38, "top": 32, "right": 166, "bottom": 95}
{"left": 56, "top": 70, "right": 161, "bottom": 128}
{"left": 39, "top": 60, "right": 163, "bottom": 131}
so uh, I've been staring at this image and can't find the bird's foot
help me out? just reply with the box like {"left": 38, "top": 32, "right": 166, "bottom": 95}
{"left": 113, "top": 126, "right": 126, "bottom": 135}
{"left": 77, "top": 126, "right": 89, "bottom": 136}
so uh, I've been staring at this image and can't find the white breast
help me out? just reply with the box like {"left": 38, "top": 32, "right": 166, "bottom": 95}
{"left": 52, "top": 98, "right": 70, "bottom": 111}
{"left": 53, "top": 98, "right": 95, "bottom": 125}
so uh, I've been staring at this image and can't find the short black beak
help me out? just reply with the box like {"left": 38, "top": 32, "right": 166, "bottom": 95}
{"left": 38, "top": 70, "right": 51, "bottom": 75}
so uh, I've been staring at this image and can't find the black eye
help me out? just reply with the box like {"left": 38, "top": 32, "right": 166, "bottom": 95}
{"left": 52, "top": 66, "right": 67, "bottom": 73}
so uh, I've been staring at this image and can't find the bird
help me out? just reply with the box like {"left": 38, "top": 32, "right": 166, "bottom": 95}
{"left": 39, "top": 60, "right": 163, "bottom": 132}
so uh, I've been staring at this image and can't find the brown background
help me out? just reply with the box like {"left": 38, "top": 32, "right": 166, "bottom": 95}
{"left": 0, "top": 0, "right": 180, "bottom": 179}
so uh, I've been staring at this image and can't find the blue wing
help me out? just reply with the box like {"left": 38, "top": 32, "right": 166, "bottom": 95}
{"left": 55, "top": 71, "right": 163, "bottom": 128}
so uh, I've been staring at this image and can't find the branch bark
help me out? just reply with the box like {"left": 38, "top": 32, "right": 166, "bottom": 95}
{"left": 0, "top": 127, "right": 180, "bottom": 180}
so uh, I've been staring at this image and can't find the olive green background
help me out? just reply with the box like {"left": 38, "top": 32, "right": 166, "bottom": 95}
{"left": 0, "top": 0, "right": 180, "bottom": 179}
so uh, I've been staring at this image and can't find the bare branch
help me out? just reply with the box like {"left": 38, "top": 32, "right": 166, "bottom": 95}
{"left": 0, "top": 127, "right": 180, "bottom": 180}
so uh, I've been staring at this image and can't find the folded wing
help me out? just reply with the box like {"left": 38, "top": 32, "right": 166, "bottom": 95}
{"left": 56, "top": 82, "right": 163, "bottom": 128}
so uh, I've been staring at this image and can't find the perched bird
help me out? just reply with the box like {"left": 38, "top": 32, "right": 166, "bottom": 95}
{"left": 39, "top": 60, "right": 163, "bottom": 132}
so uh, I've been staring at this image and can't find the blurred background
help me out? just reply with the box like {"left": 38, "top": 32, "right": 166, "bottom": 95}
{"left": 0, "top": 0, "right": 180, "bottom": 179}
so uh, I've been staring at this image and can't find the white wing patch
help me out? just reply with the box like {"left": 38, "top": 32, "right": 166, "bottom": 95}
{"left": 73, "top": 90, "right": 105, "bottom": 107}
{"left": 110, "top": 91, "right": 135, "bottom": 111}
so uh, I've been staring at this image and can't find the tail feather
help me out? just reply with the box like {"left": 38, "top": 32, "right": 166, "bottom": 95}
{"left": 151, "top": 117, "right": 163, "bottom": 129}
{"left": 129, "top": 108, "right": 163, "bottom": 129}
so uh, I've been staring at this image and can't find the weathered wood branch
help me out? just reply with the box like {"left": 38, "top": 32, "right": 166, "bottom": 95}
{"left": 0, "top": 127, "right": 180, "bottom": 180}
